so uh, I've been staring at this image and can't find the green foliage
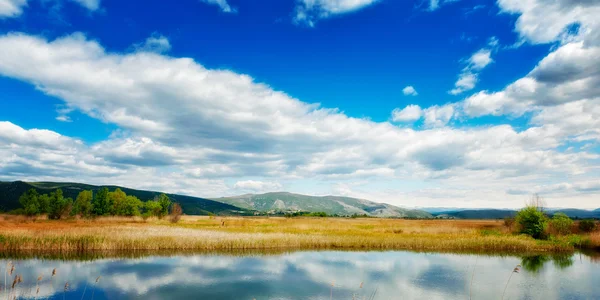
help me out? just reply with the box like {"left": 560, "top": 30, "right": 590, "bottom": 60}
{"left": 157, "top": 194, "right": 171, "bottom": 218}
{"left": 145, "top": 200, "right": 163, "bottom": 217}
{"left": 92, "top": 187, "right": 111, "bottom": 216}
{"left": 3, "top": 181, "right": 247, "bottom": 216}
{"left": 38, "top": 194, "right": 50, "bottom": 214}
{"left": 579, "top": 219, "right": 597, "bottom": 232}
{"left": 109, "top": 188, "right": 127, "bottom": 215}
{"left": 516, "top": 206, "right": 548, "bottom": 239}
{"left": 550, "top": 213, "right": 573, "bottom": 235}
{"left": 47, "top": 189, "right": 73, "bottom": 220}
{"left": 15, "top": 185, "right": 181, "bottom": 219}
{"left": 73, "top": 190, "right": 93, "bottom": 217}
{"left": 122, "top": 196, "right": 143, "bottom": 216}
{"left": 19, "top": 189, "right": 40, "bottom": 216}
{"left": 284, "top": 211, "right": 328, "bottom": 218}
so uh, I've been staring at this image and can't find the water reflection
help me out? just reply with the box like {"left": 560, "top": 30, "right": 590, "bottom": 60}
{"left": 0, "top": 251, "right": 598, "bottom": 300}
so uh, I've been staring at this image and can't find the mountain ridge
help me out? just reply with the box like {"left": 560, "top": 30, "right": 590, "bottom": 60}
{"left": 0, "top": 181, "right": 248, "bottom": 216}
{"left": 211, "top": 192, "right": 432, "bottom": 218}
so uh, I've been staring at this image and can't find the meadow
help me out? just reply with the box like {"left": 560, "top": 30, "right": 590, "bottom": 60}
{"left": 0, "top": 215, "right": 598, "bottom": 254}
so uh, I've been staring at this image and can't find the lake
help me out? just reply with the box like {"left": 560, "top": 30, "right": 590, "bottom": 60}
{"left": 1, "top": 251, "right": 598, "bottom": 299}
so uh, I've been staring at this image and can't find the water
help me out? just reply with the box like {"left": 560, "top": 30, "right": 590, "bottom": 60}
{"left": 1, "top": 251, "right": 599, "bottom": 299}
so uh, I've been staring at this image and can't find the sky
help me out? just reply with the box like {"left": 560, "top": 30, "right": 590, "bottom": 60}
{"left": 0, "top": 0, "right": 599, "bottom": 209}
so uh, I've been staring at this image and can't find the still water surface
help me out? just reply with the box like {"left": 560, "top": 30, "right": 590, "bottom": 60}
{"left": 1, "top": 251, "right": 599, "bottom": 299}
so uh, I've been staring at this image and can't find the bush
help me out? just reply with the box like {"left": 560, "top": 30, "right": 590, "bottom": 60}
{"left": 504, "top": 217, "right": 515, "bottom": 229}
{"left": 550, "top": 213, "right": 573, "bottom": 235}
{"left": 516, "top": 206, "right": 548, "bottom": 239}
{"left": 169, "top": 203, "right": 183, "bottom": 223}
{"left": 579, "top": 219, "right": 597, "bottom": 232}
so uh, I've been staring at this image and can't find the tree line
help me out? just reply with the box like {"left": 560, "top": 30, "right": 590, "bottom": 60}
{"left": 18, "top": 188, "right": 181, "bottom": 220}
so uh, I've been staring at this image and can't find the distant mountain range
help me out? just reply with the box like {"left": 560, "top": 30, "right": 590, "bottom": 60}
{"left": 0, "top": 181, "right": 247, "bottom": 216}
{"left": 211, "top": 192, "right": 432, "bottom": 218}
{"left": 431, "top": 208, "right": 600, "bottom": 219}
{"left": 1, "top": 181, "right": 598, "bottom": 219}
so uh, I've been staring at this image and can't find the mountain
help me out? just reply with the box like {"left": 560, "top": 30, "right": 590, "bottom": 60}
{"left": 433, "top": 208, "right": 600, "bottom": 219}
{"left": 0, "top": 181, "right": 248, "bottom": 216}
{"left": 211, "top": 192, "right": 432, "bottom": 218}
{"left": 435, "top": 209, "right": 517, "bottom": 219}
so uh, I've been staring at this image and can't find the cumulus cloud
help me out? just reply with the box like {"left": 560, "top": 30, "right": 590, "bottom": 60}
{"left": 498, "top": 0, "right": 600, "bottom": 46}
{"left": 233, "top": 180, "right": 283, "bottom": 193}
{"left": 392, "top": 105, "right": 422, "bottom": 122}
{"left": 402, "top": 86, "right": 418, "bottom": 96}
{"left": 294, "top": 0, "right": 379, "bottom": 26}
{"left": 200, "top": 0, "right": 234, "bottom": 13}
{"left": 0, "top": 31, "right": 598, "bottom": 206}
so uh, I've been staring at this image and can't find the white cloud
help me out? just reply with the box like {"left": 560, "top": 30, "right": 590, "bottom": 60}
{"left": 200, "top": 0, "right": 234, "bottom": 13}
{"left": 449, "top": 40, "right": 497, "bottom": 95}
{"left": 294, "top": 0, "right": 379, "bottom": 26}
{"left": 402, "top": 86, "right": 418, "bottom": 96}
{"left": 0, "top": 0, "right": 26, "bottom": 17}
{"left": 391, "top": 105, "right": 422, "bottom": 122}
{"left": 0, "top": 0, "right": 100, "bottom": 18}
{"left": 427, "top": 0, "right": 460, "bottom": 12}
{"left": 0, "top": 32, "right": 598, "bottom": 207}
{"left": 133, "top": 33, "right": 172, "bottom": 54}
{"left": 498, "top": 0, "right": 600, "bottom": 46}
{"left": 233, "top": 180, "right": 282, "bottom": 193}
{"left": 423, "top": 104, "right": 455, "bottom": 127}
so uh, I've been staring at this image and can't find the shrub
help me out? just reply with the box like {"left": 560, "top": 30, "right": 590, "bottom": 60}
{"left": 169, "top": 203, "right": 183, "bottom": 223}
{"left": 504, "top": 217, "right": 515, "bottom": 229}
{"left": 550, "top": 213, "right": 573, "bottom": 235}
{"left": 579, "top": 219, "right": 597, "bottom": 233}
{"left": 516, "top": 206, "right": 548, "bottom": 239}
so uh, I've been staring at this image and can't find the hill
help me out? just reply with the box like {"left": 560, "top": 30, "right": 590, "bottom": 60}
{"left": 433, "top": 208, "right": 600, "bottom": 219}
{"left": 211, "top": 192, "right": 432, "bottom": 218}
{"left": 435, "top": 209, "right": 517, "bottom": 219}
{"left": 0, "top": 181, "right": 248, "bottom": 216}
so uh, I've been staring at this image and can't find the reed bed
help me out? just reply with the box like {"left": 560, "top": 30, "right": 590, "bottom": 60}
{"left": 0, "top": 216, "right": 594, "bottom": 253}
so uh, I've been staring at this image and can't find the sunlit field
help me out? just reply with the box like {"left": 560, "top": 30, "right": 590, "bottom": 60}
{"left": 1, "top": 215, "right": 597, "bottom": 254}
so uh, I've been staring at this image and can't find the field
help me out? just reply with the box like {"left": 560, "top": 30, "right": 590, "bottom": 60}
{"left": 0, "top": 215, "right": 598, "bottom": 255}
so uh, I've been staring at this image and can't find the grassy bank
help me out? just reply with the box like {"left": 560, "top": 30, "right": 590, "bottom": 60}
{"left": 0, "top": 215, "right": 598, "bottom": 254}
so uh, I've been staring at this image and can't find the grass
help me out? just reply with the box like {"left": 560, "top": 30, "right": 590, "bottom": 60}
{"left": 0, "top": 215, "right": 598, "bottom": 254}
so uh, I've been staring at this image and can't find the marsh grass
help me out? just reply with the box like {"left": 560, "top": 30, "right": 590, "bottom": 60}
{"left": 0, "top": 216, "right": 596, "bottom": 254}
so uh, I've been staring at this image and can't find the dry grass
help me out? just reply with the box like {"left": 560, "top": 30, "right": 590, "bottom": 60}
{"left": 0, "top": 215, "right": 595, "bottom": 254}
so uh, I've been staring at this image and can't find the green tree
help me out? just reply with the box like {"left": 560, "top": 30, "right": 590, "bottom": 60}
{"left": 145, "top": 200, "right": 162, "bottom": 217}
{"left": 109, "top": 188, "right": 128, "bottom": 215}
{"left": 516, "top": 206, "right": 548, "bottom": 239}
{"left": 550, "top": 213, "right": 573, "bottom": 235}
{"left": 19, "top": 189, "right": 40, "bottom": 216}
{"left": 157, "top": 194, "right": 171, "bottom": 218}
{"left": 73, "top": 190, "right": 93, "bottom": 217}
{"left": 48, "top": 189, "right": 72, "bottom": 220}
{"left": 122, "top": 195, "right": 143, "bottom": 216}
{"left": 579, "top": 219, "right": 597, "bottom": 232}
{"left": 92, "top": 187, "right": 111, "bottom": 216}
{"left": 38, "top": 194, "right": 50, "bottom": 214}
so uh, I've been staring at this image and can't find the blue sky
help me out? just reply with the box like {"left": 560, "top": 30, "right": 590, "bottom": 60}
{"left": 0, "top": 0, "right": 599, "bottom": 208}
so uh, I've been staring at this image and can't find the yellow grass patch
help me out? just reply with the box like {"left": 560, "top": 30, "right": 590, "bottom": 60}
{"left": 0, "top": 215, "right": 595, "bottom": 254}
